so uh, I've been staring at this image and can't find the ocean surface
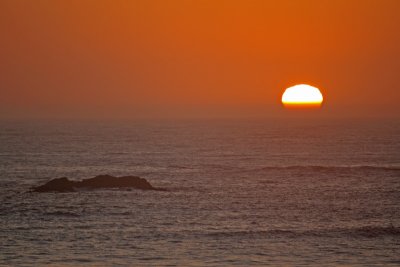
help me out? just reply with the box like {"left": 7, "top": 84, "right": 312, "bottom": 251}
{"left": 0, "top": 118, "right": 399, "bottom": 266}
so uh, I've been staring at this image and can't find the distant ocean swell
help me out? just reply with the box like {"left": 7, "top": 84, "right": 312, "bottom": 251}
{"left": 206, "top": 225, "right": 400, "bottom": 239}
{"left": 200, "top": 164, "right": 400, "bottom": 172}
{"left": 256, "top": 165, "right": 400, "bottom": 172}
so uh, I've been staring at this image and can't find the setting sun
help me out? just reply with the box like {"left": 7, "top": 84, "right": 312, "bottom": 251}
{"left": 282, "top": 84, "right": 324, "bottom": 108}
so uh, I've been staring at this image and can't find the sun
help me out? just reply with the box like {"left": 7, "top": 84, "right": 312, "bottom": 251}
{"left": 281, "top": 84, "right": 323, "bottom": 108}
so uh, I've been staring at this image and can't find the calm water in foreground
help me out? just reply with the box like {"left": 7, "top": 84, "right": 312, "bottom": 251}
{"left": 0, "top": 118, "right": 399, "bottom": 266}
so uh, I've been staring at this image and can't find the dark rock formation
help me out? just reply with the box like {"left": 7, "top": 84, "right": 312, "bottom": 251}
{"left": 34, "top": 177, "right": 75, "bottom": 192}
{"left": 32, "top": 175, "right": 164, "bottom": 192}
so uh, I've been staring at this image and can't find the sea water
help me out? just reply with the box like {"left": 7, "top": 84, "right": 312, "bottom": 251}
{"left": 0, "top": 118, "right": 399, "bottom": 266}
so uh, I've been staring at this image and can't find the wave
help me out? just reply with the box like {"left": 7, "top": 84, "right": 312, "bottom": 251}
{"left": 198, "top": 163, "right": 400, "bottom": 173}
{"left": 43, "top": 211, "right": 80, "bottom": 217}
{"left": 349, "top": 225, "right": 400, "bottom": 237}
{"left": 168, "top": 165, "right": 194, "bottom": 170}
{"left": 206, "top": 225, "right": 400, "bottom": 239}
{"left": 256, "top": 165, "right": 400, "bottom": 172}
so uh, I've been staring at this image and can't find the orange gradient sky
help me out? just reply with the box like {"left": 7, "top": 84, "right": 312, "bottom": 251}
{"left": 1, "top": 0, "right": 399, "bottom": 119}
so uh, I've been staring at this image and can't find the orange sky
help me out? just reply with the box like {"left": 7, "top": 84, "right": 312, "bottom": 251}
{"left": 1, "top": 0, "right": 399, "bottom": 119}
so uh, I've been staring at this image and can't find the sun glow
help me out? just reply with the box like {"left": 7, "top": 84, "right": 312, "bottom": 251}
{"left": 282, "top": 84, "right": 323, "bottom": 108}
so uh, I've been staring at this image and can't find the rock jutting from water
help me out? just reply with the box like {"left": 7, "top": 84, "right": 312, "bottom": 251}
{"left": 32, "top": 175, "right": 164, "bottom": 192}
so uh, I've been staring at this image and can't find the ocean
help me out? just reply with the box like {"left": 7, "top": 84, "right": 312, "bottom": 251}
{"left": 0, "top": 118, "right": 399, "bottom": 266}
